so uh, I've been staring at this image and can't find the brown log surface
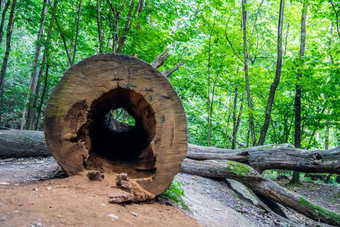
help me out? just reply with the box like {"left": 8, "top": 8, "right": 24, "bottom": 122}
{"left": 44, "top": 54, "right": 188, "bottom": 197}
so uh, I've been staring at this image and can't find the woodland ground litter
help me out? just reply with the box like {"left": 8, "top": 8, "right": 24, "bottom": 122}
{"left": 0, "top": 157, "right": 339, "bottom": 227}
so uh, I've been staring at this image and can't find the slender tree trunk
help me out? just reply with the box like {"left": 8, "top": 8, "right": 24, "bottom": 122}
{"left": 329, "top": 0, "right": 340, "bottom": 38}
{"left": 97, "top": 0, "right": 103, "bottom": 53}
{"left": 232, "top": 88, "right": 238, "bottom": 149}
{"left": 290, "top": 2, "right": 307, "bottom": 185}
{"left": 0, "top": 0, "right": 17, "bottom": 117}
{"left": 34, "top": 65, "right": 49, "bottom": 130}
{"left": 207, "top": 18, "right": 215, "bottom": 147}
{"left": 71, "top": 0, "right": 82, "bottom": 65}
{"left": 26, "top": 0, "right": 49, "bottom": 130}
{"left": 258, "top": 0, "right": 285, "bottom": 145}
{"left": 0, "top": 0, "right": 10, "bottom": 45}
{"left": 242, "top": 0, "right": 256, "bottom": 146}
{"left": 33, "top": 9, "right": 55, "bottom": 130}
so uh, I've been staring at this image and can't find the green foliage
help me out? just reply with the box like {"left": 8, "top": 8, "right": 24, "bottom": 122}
{"left": 162, "top": 180, "right": 189, "bottom": 211}
{"left": 0, "top": 0, "right": 338, "bottom": 151}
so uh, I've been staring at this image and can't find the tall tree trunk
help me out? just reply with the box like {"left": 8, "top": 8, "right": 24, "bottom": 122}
{"left": 232, "top": 89, "right": 243, "bottom": 149}
{"left": 71, "top": 0, "right": 82, "bottom": 65}
{"left": 258, "top": 0, "right": 285, "bottom": 145}
{"left": 97, "top": 0, "right": 103, "bottom": 53}
{"left": 329, "top": 0, "right": 340, "bottom": 38}
{"left": 242, "top": 0, "right": 256, "bottom": 146}
{"left": 0, "top": 0, "right": 10, "bottom": 45}
{"left": 232, "top": 88, "right": 238, "bottom": 149}
{"left": 207, "top": 18, "right": 215, "bottom": 146}
{"left": 25, "top": 0, "right": 49, "bottom": 130}
{"left": 0, "top": 0, "right": 17, "bottom": 117}
{"left": 33, "top": 8, "right": 55, "bottom": 130}
{"left": 34, "top": 65, "right": 49, "bottom": 130}
{"left": 290, "top": 1, "right": 307, "bottom": 185}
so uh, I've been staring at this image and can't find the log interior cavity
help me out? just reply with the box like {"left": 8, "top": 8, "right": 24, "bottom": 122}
{"left": 83, "top": 87, "right": 156, "bottom": 171}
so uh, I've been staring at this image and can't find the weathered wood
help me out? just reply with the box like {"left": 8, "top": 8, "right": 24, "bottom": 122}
{"left": 1, "top": 131, "right": 339, "bottom": 175}
{"left": 188, "top": 143, "right": 340, "bottom": 174}
{"left": 0, "top": 130, "right": 50, "bottom": 158}
{"left": 181, "top": 159, "right": 340, "bottom": 226}
{"left": 44, "top": 53, "right": 188, "bottom": 198}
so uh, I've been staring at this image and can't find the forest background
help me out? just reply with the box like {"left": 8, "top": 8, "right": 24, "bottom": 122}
{"left": 0, "top": 0, "right": 338, "bottom": 154}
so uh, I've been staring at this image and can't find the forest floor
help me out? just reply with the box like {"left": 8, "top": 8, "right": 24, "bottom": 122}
{"left": 0, "top": 157, "right": 339, "bottom": 227}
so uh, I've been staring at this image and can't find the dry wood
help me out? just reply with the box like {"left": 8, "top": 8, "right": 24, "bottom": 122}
{"left": 44, "top": 53, "right": 187, "bottom": 198}
{"left": 1, "top": 131, "right": 338, "bottom": 175}
{"left": 188, "top": 143, "right": 340, "bottom": 174}
{"left": 181, "top": 159, "right": 340, "bottom": 226}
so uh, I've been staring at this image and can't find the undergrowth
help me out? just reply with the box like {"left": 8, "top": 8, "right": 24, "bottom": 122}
{"left": 161, "top": 180, "right": 190, "bottom": 211}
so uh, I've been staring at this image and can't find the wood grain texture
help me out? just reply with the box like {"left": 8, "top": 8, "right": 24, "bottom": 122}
{"left": 44, "top": 53, "right": 187, "bottom": 197}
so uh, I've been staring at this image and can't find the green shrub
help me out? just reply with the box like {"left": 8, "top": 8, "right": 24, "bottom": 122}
{"left": 161, "top": 180, "right": 189, "bottom": 211}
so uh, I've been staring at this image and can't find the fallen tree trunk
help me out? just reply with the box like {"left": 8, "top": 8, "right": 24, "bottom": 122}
{"left": 1, "top": 129, "right": 340, "bottom": 224}
{"left": 43, "top": 54, "right": 188, "bottom": 199}
{"left": 1, "top": 130, "right": 339, "bottom": 175}
{"left": 188, "top": 143, "right": 340, "bottom": 174}
{"left": 0, "top": 130, "right": 50, "bottom": 158}
{"left": 181, "top": 159, "right": 340, "bottom": 226}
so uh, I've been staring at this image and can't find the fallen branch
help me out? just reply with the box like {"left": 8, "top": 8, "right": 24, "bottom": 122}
{"left": 188, "top": 143, "right": 340, "bottom": 174}
{"left": 1, "top": 130, "right": 339, "bottom": 175}
{"left": 181, "top": 159, "right": 340, "bottom": 226}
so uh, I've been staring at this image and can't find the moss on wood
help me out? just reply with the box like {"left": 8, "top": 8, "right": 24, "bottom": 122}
{"left": 225, "top": 161, "right": 254, "bottom": 177}
{"left": 299, "top": 197, "right": 340, "bottom": 224}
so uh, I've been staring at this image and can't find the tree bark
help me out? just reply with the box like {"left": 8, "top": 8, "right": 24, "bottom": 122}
{"left": 232, "top": 89, "right": 244, "bottom": 149}
{"left": 242, "top": 0, "right": 256, "bottom": 146}
{"left": 0, "top": 0, "right": 17, "bottom": 112}
{"left": 329, "top": 0, "right": 340, "bottom": 38}
{"left": 291, "top": 1, "right": 307, "bottom": 185}
{"left": 0, "top": 130, "right": 50, "bottom": 158}
{"left": 258, "top": 0, "right": 285, "bottom": 145}
{"left": 0, "top": 0, "right": 10, "bottom": 45}
{"left": 71, "top": 0, "right": 82, "bottom": 66}
{"left": 2, "top": 130, "right": 339, "bottom": 175}
{"left": 181, "top": 159, "right": 340, "bottom": 226}
{"left": 25, "top": 0, "right": 49, "bottom": 130}
{"left": 187, "top": 143, "right": 340, "bottom": 174}
{"left": 97, "top": 0, "right": 103, "bottom": 53}
{"left": 43, "top": 53, "right": 187, "bottom": 199}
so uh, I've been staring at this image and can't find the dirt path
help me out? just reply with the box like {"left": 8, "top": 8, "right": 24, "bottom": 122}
{"left": 0, "top": 157, "right": 199, "bottom": 227}
{"left": 0, "top": 157, "right": 339, "bottom": 227}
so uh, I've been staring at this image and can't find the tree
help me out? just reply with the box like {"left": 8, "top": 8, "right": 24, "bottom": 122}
{"left": 257, "top": 0, "right": 285, "bottom": 145}
{"left": 290, "top": 1, "right": 308, "bottom": 185}
{"left": 0, "top": 0, "right": 17, "bottom": 114}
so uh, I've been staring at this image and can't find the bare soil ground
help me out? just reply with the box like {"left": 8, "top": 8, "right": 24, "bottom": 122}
{"left": 0, "top": 157, "right": 339, "bottom": 227}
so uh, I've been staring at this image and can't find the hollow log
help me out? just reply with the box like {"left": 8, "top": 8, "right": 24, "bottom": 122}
{"left": 1, "top": 130, "right": 339, "bottom": 175}
{"left": 44, "top": 54, "right": 188, "bottom": 198}
{"left": 188, "top": 143, "right": 340, "bottom": 174}
{"left": 181, "top": 159, "right": 340, "bottom": 226}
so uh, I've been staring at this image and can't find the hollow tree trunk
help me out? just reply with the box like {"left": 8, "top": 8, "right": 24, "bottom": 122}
{"left": 44, "top": 53, "right": 187, "bottom": 199}
{"left": 181, "top": 159, "right": 340, "bottom": 226}
{"left": 1, "top": 131, "right": 339, "bottom": 175}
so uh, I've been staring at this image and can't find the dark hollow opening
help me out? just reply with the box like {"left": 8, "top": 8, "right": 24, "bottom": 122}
{"left": 87, "top": 88, "right": 156, "bottom": 163}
